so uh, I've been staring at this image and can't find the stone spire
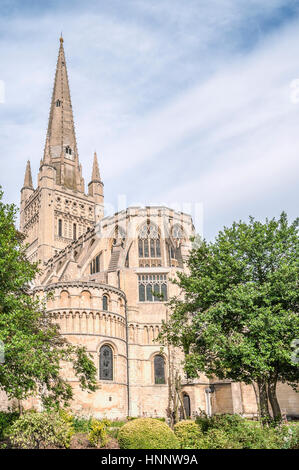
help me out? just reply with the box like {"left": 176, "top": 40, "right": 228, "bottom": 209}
{"left": 43, "top": 36, "right": 83, "bottom": 191}
{"left": 23, "top": 160, "right": 33, "bottom": 188}
{"left": 91, "top": 152, "right": 101, "bottom": 181}
{"left": 88, "top": 151, "right": 104, "bottom": 205}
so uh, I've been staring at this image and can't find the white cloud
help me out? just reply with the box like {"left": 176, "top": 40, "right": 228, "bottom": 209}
{"left": 0, "top": 1, "right": 298, "bottom": 239}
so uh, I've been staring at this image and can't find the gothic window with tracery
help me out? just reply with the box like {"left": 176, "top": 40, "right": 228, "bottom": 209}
{"left": 168, "top": 225, "right": 184, "bottom": 267}
{"left": 172, "top": 224, "right": 184, "bottom": 240}
{"left": 138, "top": 274, "right": 167, "bottom": 302}
{"left": 154, "top": 355, "right": 165, "bottom": 384}
{"left": 90, "top": 253, "right": 101, "bottom": 274}
{"left": 56, "top": 99, "right": 61, "bottom": 107}
{"left": 100, "top": 345, "right": 113, "bottom": 380}
{"left": 138, "top": 222, "right": 161, "bottom": 267}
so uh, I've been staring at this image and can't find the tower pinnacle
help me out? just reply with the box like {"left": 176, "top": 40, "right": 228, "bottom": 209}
{"left": 91, "top": 151, "right": 101, "bottom": 181}
{"left": 23, "top": 160, "right": 33, "bottom": 188}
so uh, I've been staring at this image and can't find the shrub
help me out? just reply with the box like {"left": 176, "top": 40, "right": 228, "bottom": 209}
{"left": 88, "top": 418, "right": 111, "bottom": 448}
{"left": 194, "top": 414, "right": 299, "bottom": 449}
{"left": 174, "top": 420, "right": 202, "bottom": 449}
{"left": 194, "top": 410, "right": 210, "bottom": 432}
{"left": 9, "top": 410, "right": 74, "bottom": 449}
{"left": 276, "top": 423, "right": 299, "bottom": 449}
{"left": 72, "top": 415, "right": 93, "bottom": 433}
{"left": 0, "top": 411, "right": 19, "bottom": 440}
{"left": 195, "top": 412, "right": 244, "bottom": 433}
{"left": 118, "top": 418, "right": 179, "bottom": 449}
{"left": 202, "top": 428, "right": 241, "bottom": 449}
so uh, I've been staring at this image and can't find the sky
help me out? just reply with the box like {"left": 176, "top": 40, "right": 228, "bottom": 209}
{"left": 0, "top": 0, "right": 298, "bottom": 240}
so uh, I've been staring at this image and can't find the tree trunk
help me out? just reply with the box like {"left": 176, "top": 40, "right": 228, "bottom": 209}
{"left": 257, "top": 378, "right": 271, "bottom": 423}
{"left": 252, "top": 382, "right": 261, "bottom": 420}
{"left": 175, "top": 373, "right": 186, "bottom": 420}
{"left": 17, "top": 399, "right": 23, "bottom": 415}
{"left": 267, "top": 377, "right": 282, "bottom": 421}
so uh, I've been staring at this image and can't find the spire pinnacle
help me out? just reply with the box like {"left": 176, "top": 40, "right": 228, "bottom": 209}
{"left": 91, "top": 151, "right": 101, "bottom": 181}
{"left": 23, "top": 160, "right": 33, "bottom": 188}
{"left": 43, "top": 38, "right": 83, "bottom": 191}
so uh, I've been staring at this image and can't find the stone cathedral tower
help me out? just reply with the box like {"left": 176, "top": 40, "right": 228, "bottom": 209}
{"left": 20, "top": 36, "right": 104, "bottom": 266}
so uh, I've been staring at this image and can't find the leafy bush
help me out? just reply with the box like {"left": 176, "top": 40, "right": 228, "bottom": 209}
{"left": 0, "top": 411, "right": 19, "bottom": 440}
{"left": 199, "top": 428, "right": 242, "bottom": 449}
{"left": 118, "top": 418, "right": 179, "bottom": 449}
{"left": 277, "top": 423, "right": 299, "bottom": 449}
{"left": 72, "top": 415, "right": 93, "bottom": 433}
{"left": 174, "top": 420, "right": 202, "bottom": 449}
{"left": 194, "top": 410, "right": 210, "bottom": 432}
{"left": 195, "top": 412, "right": 244, "bottom": 433}
{"left": 88, "top": 418, "right": 111, "bottom": 448}
{"left": 192, "top": 414, "right": 299, "bottom": 449}
{"left": 9, "top": 410, "right": 74, "bottom": 449}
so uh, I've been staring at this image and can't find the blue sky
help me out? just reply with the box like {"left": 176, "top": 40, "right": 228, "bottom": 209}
{"left": 0, "top": 0, "right": 298, "bottom": 239}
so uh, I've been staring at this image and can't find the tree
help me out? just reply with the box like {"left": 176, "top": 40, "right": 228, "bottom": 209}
{"left": 0, "top": 188, "right": 98, "bottom": 409}
{"left": 160, "top": 212, "right": 299, "bottom": 421}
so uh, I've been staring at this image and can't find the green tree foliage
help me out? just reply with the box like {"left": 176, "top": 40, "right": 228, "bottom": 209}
{"left": 0, "top": 188, "right": 97, "bottom": 408}
{"left": 160, "top": 213, "right": 299, "bottom": 420}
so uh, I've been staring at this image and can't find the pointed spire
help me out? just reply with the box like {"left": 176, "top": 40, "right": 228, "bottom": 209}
{"left": 91, "top": 152, "right": 101, "bottom": 181}
{"left": 43, "top": 37, "right": 82, "bottom": 191}
{"left": 23, "top": 160, "right": 33, "bottom": 188}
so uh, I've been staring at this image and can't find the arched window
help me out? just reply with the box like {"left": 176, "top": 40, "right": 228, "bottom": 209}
{"left": 99, "top": 345, "right": 113, "bottom": 380}
{"left": 65, "top": 145, "right": 72, "bottom": 155}
{"left": 56, "top": 99, "right": 61, "bottom": 107}
{"left": 90, "top": 253, "right": 101, "bottom": 274}
{"left": 168, "top": 225, "right": 185, "bottom": 267}
{"left": 154, "top": 355, "right": 165, "bottom": 384}
{"left": 125, "top": 250, "right": 129, "bottom": 268}
{"left": 138, "top": 222, "right": 161, "bottom": 267}
{"left": 73, "top": 223, "right": 77, "bottom": 240}
{"left": 58, "top": 219, "right": 62, "bottom": 237}
{"left": 172, "top": 224, "right": 184, "bottom": 240}
{"left": 183, "top": 394, "right": 191, "bottom": 418}
{"left": 102, "top": 295, "right": 108, "bottom": 311}
{"left": 138, "top": 274, "right": 167, "bottom": 302}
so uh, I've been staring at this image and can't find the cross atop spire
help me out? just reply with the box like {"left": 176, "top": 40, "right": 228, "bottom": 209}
{"left": 43, "top": 37, "right": 83, "bottom": 191}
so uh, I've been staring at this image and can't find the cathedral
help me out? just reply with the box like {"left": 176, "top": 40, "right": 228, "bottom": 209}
{"left": 17, "top": 37, "right": 298, "bottom": 419}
